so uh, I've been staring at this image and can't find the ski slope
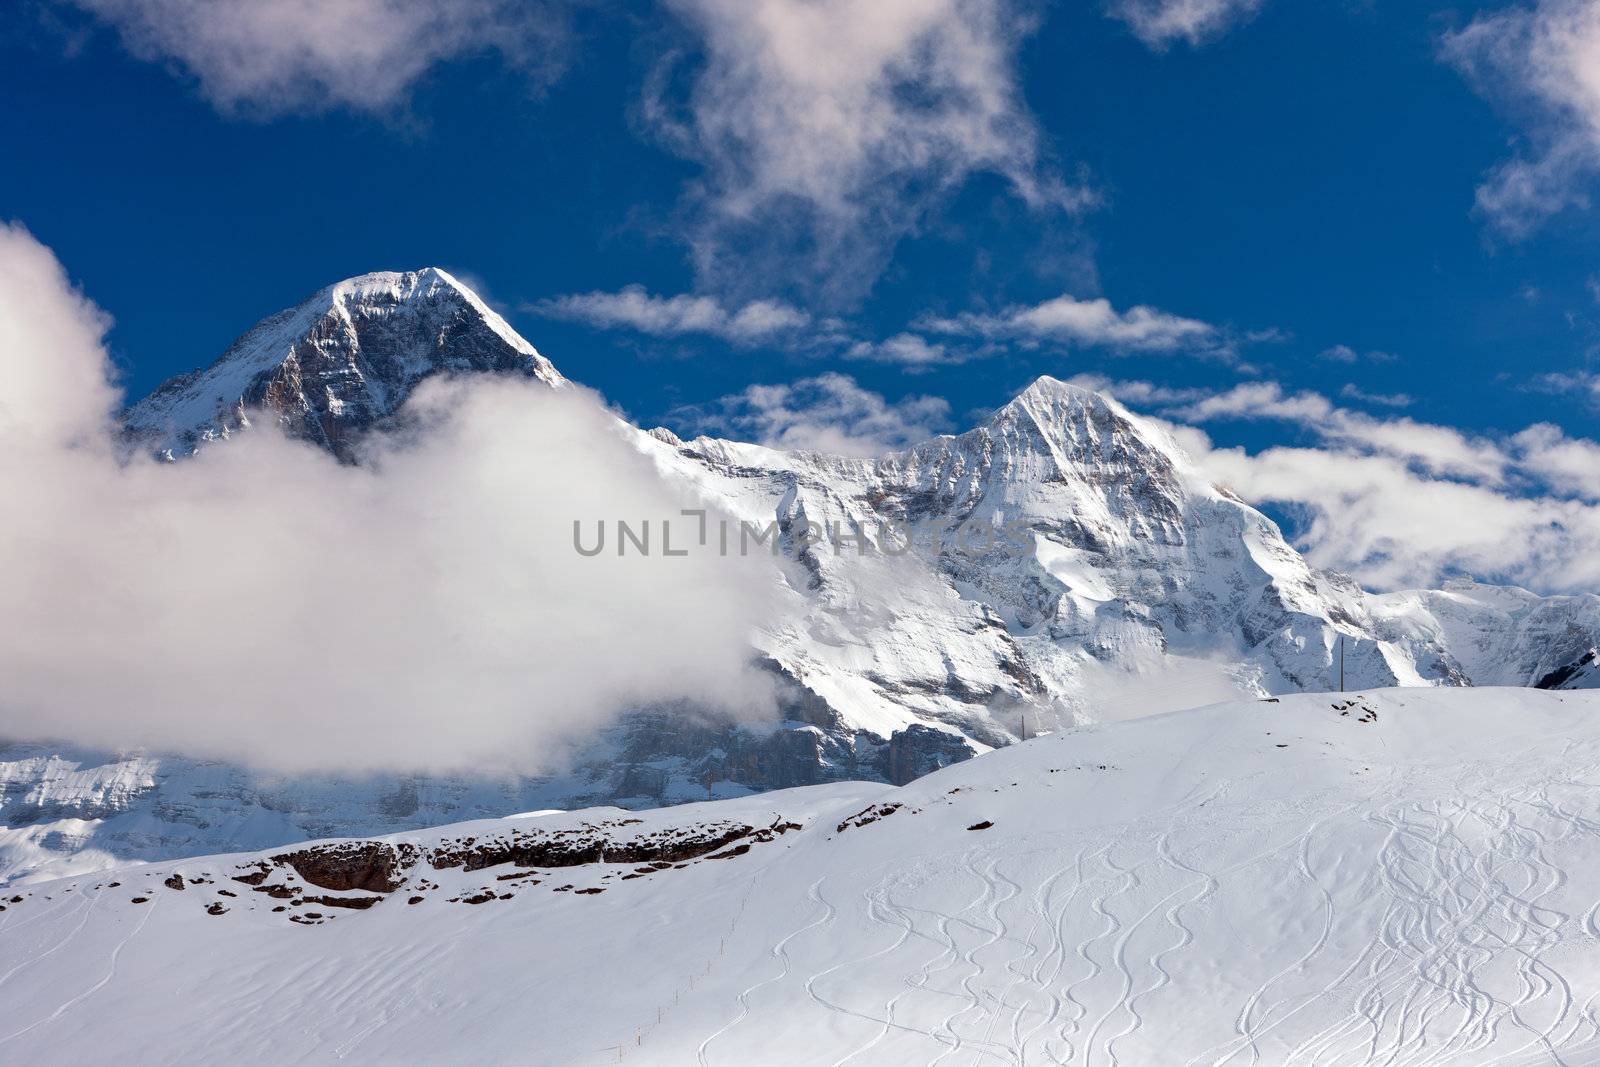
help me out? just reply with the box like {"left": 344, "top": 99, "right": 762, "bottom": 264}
{"left": 3, "top": 688, "right": 1600, "bottom": 1065}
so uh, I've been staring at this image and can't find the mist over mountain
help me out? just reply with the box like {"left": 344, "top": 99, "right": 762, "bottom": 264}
{"left": 0, "top": 230, "right": 775, "bottom": 791}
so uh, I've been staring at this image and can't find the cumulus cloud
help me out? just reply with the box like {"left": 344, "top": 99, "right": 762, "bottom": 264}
{"left": 649, "top": 0, "right": 1089, "bottom": 301}
{"left": 921, "top": 293, "right": 1229, "bottom": 356}
{"left": 533, "top": 285, "right": 812, "bottom": 345}
{"left": 60, "top": 0, "right": 570, "bottom": 114}
{"left": 1443, "top": 0, "right": 1600, "bottom": 237}
{"left": 1107, "top": 0, "right": 1264, "bottom": 49}
{"left": 0, "top": 223, "right": 775, "bottom": 774}
{"left": 674, "top": 372, "right": 951, "bottom": 456}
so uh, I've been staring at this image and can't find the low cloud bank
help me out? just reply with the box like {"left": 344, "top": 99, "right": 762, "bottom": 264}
{"left": 0, "top": 224, "right": 775, "bottom": 775}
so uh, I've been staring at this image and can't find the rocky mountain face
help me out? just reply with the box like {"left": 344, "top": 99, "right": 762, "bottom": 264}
{"left": 644, "top": 378, "right": 1598, "bottom": 749}
{"left": 655, "top": 380, "right": 1396, "bottom": 735}
{"left": 1366, "top": 580, "right": 1600, "bottom": 690}
{"left": 3, "top": 268, "right": 1597, "bottom": 885}
{"left": 123, "top": 268, "right": 563, "bottom": 459}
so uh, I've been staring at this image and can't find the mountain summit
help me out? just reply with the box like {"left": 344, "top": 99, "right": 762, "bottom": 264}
{"left": 123, "top": 268, "right": 563, "bottom": 459}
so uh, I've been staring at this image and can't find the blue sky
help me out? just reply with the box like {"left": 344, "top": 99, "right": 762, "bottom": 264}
{"left": 5, "top": 0, "right": 1600, "bottom": 590}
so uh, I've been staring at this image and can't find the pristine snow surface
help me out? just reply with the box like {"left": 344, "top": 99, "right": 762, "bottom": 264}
{"left": 4, "top": 688, "right": 1600, "bottom": 1064}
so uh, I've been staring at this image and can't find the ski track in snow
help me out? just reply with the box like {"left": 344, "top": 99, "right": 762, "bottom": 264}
{"left": 0, "top": 888, "right": 155, "bottom": 1047}
{"left": 0, "top": 887, "right": 101, "bottom": 994}
{"left": 10, "top": 691, "right": 1600, "bottom": 1064}
{"left": 685, "top": 755, "right": 1600, "bottom": 1064}
{"left": 698, "top": 878, "right": 837, "bottom": 1066}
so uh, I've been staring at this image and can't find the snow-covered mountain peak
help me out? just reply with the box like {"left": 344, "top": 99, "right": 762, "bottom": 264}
{"left": 325, "top": 267, "right": 549, "bottom": 362}
{"left": 123, "top": 268, "right": 562, "bottom": 459}
{"left": 976, "top": 374, "right": 1200, "bottom": 489}
{"left": 1000, "top": 372, "right": 1106, "bottom": 412}
{"left": 323, "top": 266, "right": 449, "bottom": 301}
{"left": 990, "top": 374, "right": 1127, "bottom": 440}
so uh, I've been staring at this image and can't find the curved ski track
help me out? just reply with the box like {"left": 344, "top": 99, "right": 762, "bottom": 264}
{"left": 693, "top": 754, "right": 1600, "bottom": 1065}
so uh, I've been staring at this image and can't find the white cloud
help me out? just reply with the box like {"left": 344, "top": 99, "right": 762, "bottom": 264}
{"left": 0, "top": 223, "right": 774, "bottom": 774}
{"left": 1116, "top": 375, "right": 1600, "bottom": 503}
{"left": 538, "top": 286, "right": 1243, "bottom": 366}
{"left": 844, "top": 332, "right": 958, "bottom": 367}
{"left": 1082, "top": 374, "right": 1600, "bottom": 591}
{"left": 1062, "top": 373, "right": 1213, "bottom": 408}
{"left": 534, "top": 285, "right": 812, "bottom": 345}
{"left": 1170, "top": 381, "right": 1511, "bottom": 482}
{"left": 1107, "top": 0, "right": 1264, "bottom": 49}
{"left": 73, "top": 0, "right": 1080, "bottom": 299}
{"left": 0, "top": 225, "right": 120, "bottom": 445}
{"left": 1319, "top": 344, "right": 1397, "bottom": 364}
{"left": 1526, "top": 368, "right": 1600, "bottom": 409}
{"left": 921, "top": 293, "right": 1225, "bottom": 355}
{"left": 1172, "top": 380, "right": 1333, "bottom": 424}
{"left": 1339, "top": 384, "right": 1413, "bottom": 409}
{"left": 677, "top": 372, "right": 951, "bottom": 456}
{"left": 61, "top": 0, "right": 569, "bottom": 114}
{"left": 1512, "top": 422, "right": 1600, "bottom": 501}
{"left": 1194, "top": 439, "right": 1600, "bottom": 592}
{"left": 1444, "top": 0, "right": 1600, "bottom": 237}
{"left": 650, "top": 0, "right": 1089, "bottom": 300}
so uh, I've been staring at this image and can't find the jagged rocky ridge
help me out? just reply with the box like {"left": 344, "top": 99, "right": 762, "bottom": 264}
{"left": 3, "top": 268, "right": 1597, "bottom": 885}
{"left": 123, "top": 268, "right": 564, "bottom": 459}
